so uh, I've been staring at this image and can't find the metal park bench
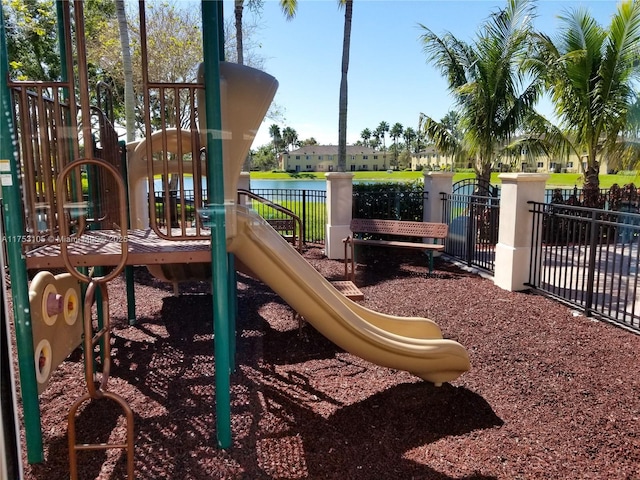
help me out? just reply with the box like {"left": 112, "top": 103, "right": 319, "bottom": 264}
{"left": 343, "top": 218, "right": 448, "bottom": 280}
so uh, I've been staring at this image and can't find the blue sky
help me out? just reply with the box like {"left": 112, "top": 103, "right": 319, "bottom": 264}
{"left": 222, "top": 0, "right": 620, "bottom": 149}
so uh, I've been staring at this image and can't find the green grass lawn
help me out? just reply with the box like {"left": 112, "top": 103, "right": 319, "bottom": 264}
{"left": 250, "top": 170, "right": 640, "bottom": 189}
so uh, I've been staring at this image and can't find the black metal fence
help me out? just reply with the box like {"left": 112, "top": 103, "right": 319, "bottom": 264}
{"left": 250, "top": 189, "right": 327, "bottom": 245}
{"left": 152, "top": 183, "right": 640, "bottom": 332}
{"left": 440, "top": 193, "right": 499, "bottom": 273}
{"left": 528, "top": 201, "right": 640, "bottom": 333}
{"left": 153, "top": 191, "right": 198, "bottom": 229}
{"left": 153, "top": 188, "right": 327, "bottom": 245}
{"left": 544, "top": 186, "right": 613, "bottom": 205}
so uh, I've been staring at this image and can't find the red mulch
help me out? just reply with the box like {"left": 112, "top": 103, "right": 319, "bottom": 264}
{"left": 10, "top": 246, "right": 640, "bottom": 479}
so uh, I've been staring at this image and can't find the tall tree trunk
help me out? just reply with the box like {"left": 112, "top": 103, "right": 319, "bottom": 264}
{"left": 116, "top": 0, "right": 135, "bottom": 142}
{"left": 584, "top": 141, "right": 600, "bottom": 189}
{"left": 235, "top": 0, "right": 244, "bottom": 65}
{"left": 337, "top": 0, "right": 352, "bottom": 173}
{"left": 476, "top": 155, "right": 491, "bottom": 187}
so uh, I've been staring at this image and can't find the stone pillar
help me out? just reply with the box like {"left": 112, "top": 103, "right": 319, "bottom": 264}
{"left": 423, "top": 171, "right": 454, "bottom": 223}
{"left": 237, "top": 172, "right": 250, "bottom": 191}
{"left": 325, "top": 172, "right": 354, "bottom": 259}
{"left": 494, "top": 173, "right": 548, "bottom": 291}
{"left": 237, "top": 172, "right": 250, "bottom": 206}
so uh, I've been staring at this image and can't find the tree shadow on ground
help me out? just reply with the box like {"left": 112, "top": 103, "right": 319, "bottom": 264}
{"left": 350, "top": 247, "right": 477, "bottom": 287}
{"left": 238, "top": 366, "right": 503, "bottom": 479}
{"left": 27, "top": 397, "right": 132, "bottom": 480}
{"left": 35, "top": 286, "right": 499, "bottom": 479}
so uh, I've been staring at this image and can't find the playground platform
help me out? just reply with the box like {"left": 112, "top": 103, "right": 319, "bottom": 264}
{"left": 24, "top": 229, "right": 212, "bottom": 270}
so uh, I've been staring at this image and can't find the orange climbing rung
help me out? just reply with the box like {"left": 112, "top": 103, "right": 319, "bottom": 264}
{"left": 67, "top": 280, "right": 135, "bottom": 479}
{"left": 68, "top": 391, "right": 135, "bottom": 479}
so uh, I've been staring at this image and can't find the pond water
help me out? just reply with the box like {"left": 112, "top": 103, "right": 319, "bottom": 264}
{"left": 152, "top": 177, "right": 417, "bottom": 193}
{"left": 250, "top": 179, "right": 326, "bottom": 191}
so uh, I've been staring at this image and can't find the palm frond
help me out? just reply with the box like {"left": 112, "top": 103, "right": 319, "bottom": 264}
{"left": 279, "top": 0, "right": 297, "bottom": 20}
{"left": 419, "top": 25, "right": 470, "bottom": 89}
{"left": 419, "top": 113, "right": 464, "bottom": 160}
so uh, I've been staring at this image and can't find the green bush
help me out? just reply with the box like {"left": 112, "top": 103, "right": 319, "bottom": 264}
{"left": 353, "top": 181, "right": 424, "bottom": 221}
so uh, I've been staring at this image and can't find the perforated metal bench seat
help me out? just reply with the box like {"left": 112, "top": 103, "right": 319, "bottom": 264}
{"left": 343, "top": 219, "right": 448, "bottom": 280}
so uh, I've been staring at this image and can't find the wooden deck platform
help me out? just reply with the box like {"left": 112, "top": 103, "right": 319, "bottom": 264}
{"left": 24, "top": 229, "right": 212, "bottom": 269}
{"left": 25, "top": 230, "right": 364, "bottom": 302}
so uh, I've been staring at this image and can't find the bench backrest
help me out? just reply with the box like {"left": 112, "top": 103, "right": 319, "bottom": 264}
{"left": 267, "top": 218, "right": 295, "bottom": 231}
{"left": 350, "top": 218, "right": 448, "bottom": 239}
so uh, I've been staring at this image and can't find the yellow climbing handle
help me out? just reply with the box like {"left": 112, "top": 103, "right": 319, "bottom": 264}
{"left": 56, "top": 157, "right": 129, "bottom": 284}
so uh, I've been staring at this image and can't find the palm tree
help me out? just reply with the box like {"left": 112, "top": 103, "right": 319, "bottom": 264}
{"left": 279, "top": 0, "right": 352, "bottom": 172}
{"left": 376, "top": 121, "right": 389, "bottom": 168}
{"left": 337, "top": 0, "right": 353, "bottom": 172}
{"left": 360, "top": 128, "right": 371, "bottom": 148}
{"left": 234, "top": 0, "right": 297, "bottom": 65}
{"left": 233, "top": 0, "right": 264, "bottom": 65}
{"left": 529, "top": 0, "right": 640, "bottom": 188}
{"left": 234, "top": 1, "right": 247, "bottom": 64}
{"left": 441, "top": 110, "right": 461, "bottom": 137}
{"left": 630, "top": 92, "right": 640, "bottom": 129}
{"left": 269, "top": 124, "right": 282, "bottom": 166}
{"left": 402, "top": 127, "right": 416, "bottom": 153}
{"left": 369, "top": 134, "right": 381, "bottom": 150}
{"left": 279, "top": 0, "right": 298, "bottom": 18}
{"left": 390, "top": 122, "right": 403, "bottom": 167}
{"left": 281, "top": 126, "right": 298, "bottom": 151}
{"left": 115, "top": 0, "right": 135, "bottom": 142}
{"left": 419, "top": 0, "right": 539, "bottom": 184}
{"left": 441, "top": 109, "right": 465, "bottom": 169}
{"left": 626, "top": 92, "right": 640, "bottom": 144}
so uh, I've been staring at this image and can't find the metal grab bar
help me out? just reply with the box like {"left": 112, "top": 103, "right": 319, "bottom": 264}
{"left": 68, "top": 391, "right": 135, "bottom": 480}
{"left": 67, "top": 280, "right": 135, "bottom": 479}
{"left": 56, "top": 158, "right": 129, "bottom": 283}
{"left": 81, "top": 281, "right": 112, "bottom": 398}
{"left": 237, "top": 189, "right": 303, "bottom": 252}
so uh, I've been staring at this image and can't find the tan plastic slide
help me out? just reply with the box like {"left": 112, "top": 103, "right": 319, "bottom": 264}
{"left": 227, "top": 205, "right": 470, "bottom": 385}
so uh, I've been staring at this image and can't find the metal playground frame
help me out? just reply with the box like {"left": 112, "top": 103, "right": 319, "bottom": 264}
{"left": 0, "top": 0, "right": 238, "bottom": 469}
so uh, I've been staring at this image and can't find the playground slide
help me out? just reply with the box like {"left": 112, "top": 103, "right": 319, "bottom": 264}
{"left": 227, "top": 205, "right": 470, "bottom": 385}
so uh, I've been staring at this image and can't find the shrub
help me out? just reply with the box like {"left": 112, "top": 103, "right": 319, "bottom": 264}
{"left": 352, "top": 180, "right": 424, "bottom": 221}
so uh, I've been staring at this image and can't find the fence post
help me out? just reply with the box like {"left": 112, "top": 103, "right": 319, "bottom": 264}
{"left": 325, "top": 172, "right": 354, "bottom": 259}
{"left": 302, "top": 190, "right": 307, "bottom": 244}
{"left": 423, "top": 171, "right": 454, "bottom": 223}
{"left": 238, "top": 172, "right": 250, "bottom": 206}
{"left": 494, "top": 173, "right": 548, "bottom": 291}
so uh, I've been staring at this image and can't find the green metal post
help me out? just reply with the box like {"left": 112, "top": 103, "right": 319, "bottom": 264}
{"left": 0, "top": 3, "right": 44, "bottom": 463}
{"left": 56, "top": 1, "right": 71, "bottom": 92}
{"left": 227, "top": 253, "right": 236, "bottom": 370}
{"left": 201, "top": 0, "right": 232, "bottom": 448}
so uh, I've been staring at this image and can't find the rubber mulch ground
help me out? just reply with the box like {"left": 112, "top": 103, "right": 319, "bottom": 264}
{"left": 11, "top": 246, "right": 640, "bottom": 479}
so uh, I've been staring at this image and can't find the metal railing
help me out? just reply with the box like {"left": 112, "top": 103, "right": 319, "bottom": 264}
{"left": 528, "top": 201, "right": 640, "bottom": 333}
{"left": 441, "top": 192, "right": 499, "bottom": 273}
{"left": 544, "top": 186, "right": 611, "bottom": 205}
{"left": 250, "top": 188, "right": 327, "bottom": 245}
{"left": 152, "top": 190, "right": 201, "bottom": 229}
{"left": 237, "top": 189, "right": 303, "bottom": 251}
{"left": 152, "top": 187, "right": 327, "bottom": 245}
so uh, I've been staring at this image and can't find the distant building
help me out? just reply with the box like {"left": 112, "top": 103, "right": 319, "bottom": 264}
{"left": 410, "top": 146, "right": 588, "bottom": 174}
{"left": 410, "top": 146, "right": 457, "bottom": 171}
{"left": 279, "top": 145, "right": 389, "bottom": 172}
{"left": 280, "top": 144, "right": 593, "bottom": 175}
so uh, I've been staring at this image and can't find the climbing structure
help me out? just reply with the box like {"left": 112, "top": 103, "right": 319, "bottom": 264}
{"left": 0, "top": 0, "right": 240, "bottom": 464}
